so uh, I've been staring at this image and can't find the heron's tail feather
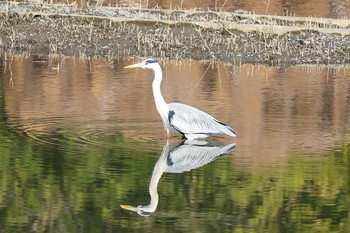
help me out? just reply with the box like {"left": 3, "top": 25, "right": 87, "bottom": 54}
{"left": 215, "top": 119, "right": 237, "bottom": 137}
{"left": 225, "top": 126, "right": 237, "bottom": 137}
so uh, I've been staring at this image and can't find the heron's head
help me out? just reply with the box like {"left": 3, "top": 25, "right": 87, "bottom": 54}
{"left": 124, "top": 58, "right": 159, "bottom": 70}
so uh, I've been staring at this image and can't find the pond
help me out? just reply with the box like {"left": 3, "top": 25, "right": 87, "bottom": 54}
{"left": 0, "top": 55, "right": 350, "bottom": 232}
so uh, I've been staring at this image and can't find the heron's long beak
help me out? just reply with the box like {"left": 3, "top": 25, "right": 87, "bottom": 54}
{"left": 124, "top": 63, "right": 142, "bottom": 69}
{"left": 120, "top": 204, "right": 139, "bottom": 212}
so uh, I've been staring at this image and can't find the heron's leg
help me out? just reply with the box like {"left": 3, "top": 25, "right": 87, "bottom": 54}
{"left": 166, "top": 129, "right": 170, "bottom": 139}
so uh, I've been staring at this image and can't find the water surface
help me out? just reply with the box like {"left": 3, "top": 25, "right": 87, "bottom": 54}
{"left": 0, "top": 55, "right": 350, "bottom": 232}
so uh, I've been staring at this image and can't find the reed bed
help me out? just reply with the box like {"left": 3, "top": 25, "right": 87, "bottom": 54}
{"left": 0, "top": 1, "right": 350, "bottom": 65}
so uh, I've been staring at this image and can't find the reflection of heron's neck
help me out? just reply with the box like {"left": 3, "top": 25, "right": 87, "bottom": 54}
{"left": 152, "top": 65, "right": 168, "bottom": 122}
{"left": 146, "top": 144, "right": 169, "bottom": 212}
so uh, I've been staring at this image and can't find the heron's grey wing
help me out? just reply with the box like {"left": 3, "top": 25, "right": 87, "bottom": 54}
{"left": 168, "top": 103, "right": 226, "bottom": 135}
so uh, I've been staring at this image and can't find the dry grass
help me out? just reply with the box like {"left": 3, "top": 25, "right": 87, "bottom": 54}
{"left": 0, "top": 1, "right": 350, "bottom": 65}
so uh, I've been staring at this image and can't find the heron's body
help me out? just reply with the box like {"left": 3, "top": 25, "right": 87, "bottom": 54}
{"left": 124, "top": 59, "right": 236, "bottom": 140}
{"left": 167, "top": 103, "right": 236, "bottom": 139}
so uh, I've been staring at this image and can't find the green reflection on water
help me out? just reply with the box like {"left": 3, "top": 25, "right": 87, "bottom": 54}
{"left": 0, "top": 91, "right": 350, "bottom": 232}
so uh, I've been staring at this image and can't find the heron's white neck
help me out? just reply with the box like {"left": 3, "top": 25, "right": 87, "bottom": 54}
{"left": 152, "top": 64, "right": 168, "bottom": 119}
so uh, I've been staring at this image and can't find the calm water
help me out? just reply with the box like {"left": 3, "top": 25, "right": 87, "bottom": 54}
{"left": 1, "top": 55, "right": 350, "bottom": 232}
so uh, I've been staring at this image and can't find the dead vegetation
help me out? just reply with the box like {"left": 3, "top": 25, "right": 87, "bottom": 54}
{"left": 0, "top": 1, "right": 350, "bottom": 65}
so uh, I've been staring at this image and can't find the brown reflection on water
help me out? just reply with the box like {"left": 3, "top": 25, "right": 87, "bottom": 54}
{"left": 1, "top": 56, "right": 350, "bottom": 168}
{"left": 233, "top": 64, "right": 350, "bottom": 169}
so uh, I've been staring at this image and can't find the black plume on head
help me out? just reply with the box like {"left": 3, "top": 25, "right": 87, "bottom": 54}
{"left": 145, "top": 59, "right": 157, "bottom": 64}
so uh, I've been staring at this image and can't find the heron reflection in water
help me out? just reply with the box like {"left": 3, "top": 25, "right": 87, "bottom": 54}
{"left": 120, "top": 140, "right": 235, "bottom": 216}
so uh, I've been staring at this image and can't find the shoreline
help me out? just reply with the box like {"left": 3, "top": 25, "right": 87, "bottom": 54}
{"left": 1, "top": 2, "right": 350, "bottom": 66}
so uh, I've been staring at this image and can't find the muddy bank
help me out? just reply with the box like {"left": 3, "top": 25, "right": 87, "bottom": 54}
{"left": 1, "top": 2, "right": 350, "bottom": 65}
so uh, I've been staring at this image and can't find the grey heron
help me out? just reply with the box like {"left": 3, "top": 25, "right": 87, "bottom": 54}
{"left": 120, "top": 139, "right": 235, "bottom": 216}
{"left": 124, "top": 59, "right": 237, "bottom": 140}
